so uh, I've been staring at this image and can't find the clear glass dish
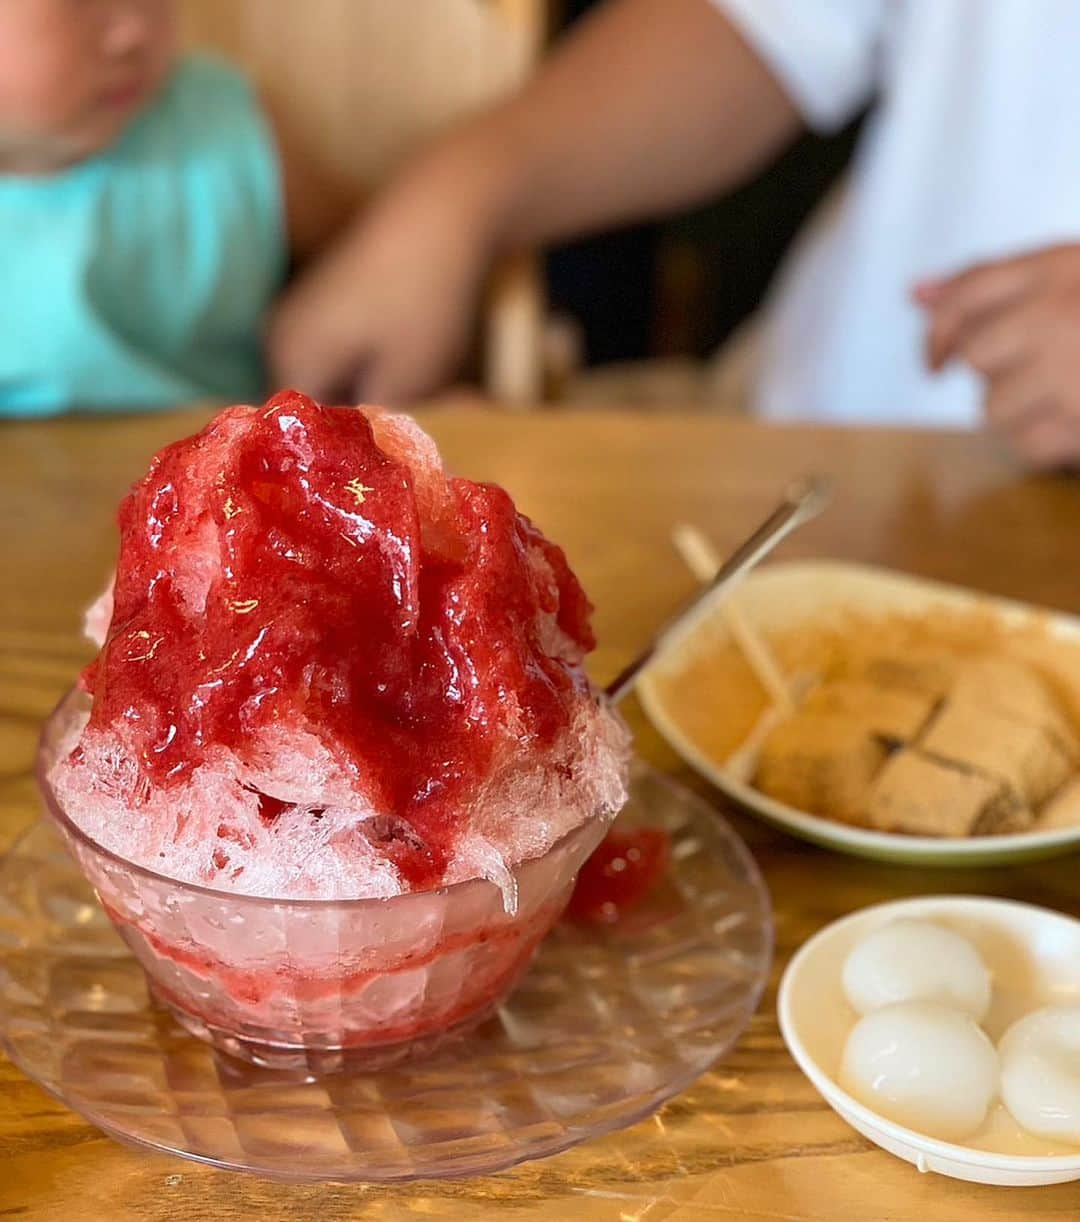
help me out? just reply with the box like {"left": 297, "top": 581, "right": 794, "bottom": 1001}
{"left": 2, "top": 764, "right": 772, "bottom": 1181}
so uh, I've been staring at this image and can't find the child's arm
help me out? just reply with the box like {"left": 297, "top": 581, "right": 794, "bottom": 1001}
{"left": 269, "top": 0, "right": 804, "bottom": 403}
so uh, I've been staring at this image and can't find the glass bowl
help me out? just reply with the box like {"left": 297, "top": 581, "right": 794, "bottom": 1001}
{"left": 36, "top": 692, "right": 616, "bottom": 1071}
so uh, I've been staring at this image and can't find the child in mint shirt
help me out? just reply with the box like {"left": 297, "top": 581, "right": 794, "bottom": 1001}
{"left": 0, "top": 0, "right": 350, "bottom": 415}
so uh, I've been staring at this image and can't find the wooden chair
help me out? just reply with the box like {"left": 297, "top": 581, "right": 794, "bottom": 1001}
{"left": 179, "top": 0, "right": 547, "bottom": 404}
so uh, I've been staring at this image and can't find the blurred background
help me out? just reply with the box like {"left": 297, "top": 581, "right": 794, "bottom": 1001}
{"left": 11, "top": 0, "right": 1079, "bottom": 442}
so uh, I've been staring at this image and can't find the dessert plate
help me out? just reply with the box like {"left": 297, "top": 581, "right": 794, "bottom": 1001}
{"left": 0, "top": 765, "right": 771, "bottom": 1182}
{"left": 778, "top": 895, "right": 1080, "bottom": 1186}
{"left": 639, "top": 560, "right": 1080, "bottom": 867}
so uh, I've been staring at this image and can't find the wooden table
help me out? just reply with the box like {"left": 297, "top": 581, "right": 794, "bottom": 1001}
{"left": 3, "top": 401, "right": 1080, "bottom": 1220}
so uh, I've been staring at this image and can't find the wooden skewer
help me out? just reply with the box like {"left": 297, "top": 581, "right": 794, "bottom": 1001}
{"left": 671, "top": 522, "right": 797, "bottom": 715}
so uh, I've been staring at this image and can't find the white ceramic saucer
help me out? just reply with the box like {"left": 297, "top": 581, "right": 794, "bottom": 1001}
{"left": 778, "top": 895, "right": 1080, "bottom": 1186}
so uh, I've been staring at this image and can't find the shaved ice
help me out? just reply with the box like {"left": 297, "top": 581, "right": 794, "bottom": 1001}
{"left": 51, "top": 391, "right": 629, "bottom": 904}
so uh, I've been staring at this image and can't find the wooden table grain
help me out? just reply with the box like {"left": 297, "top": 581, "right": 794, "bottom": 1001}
{"left": 3, "top": 401, "right": 1080, "bottom": 1221}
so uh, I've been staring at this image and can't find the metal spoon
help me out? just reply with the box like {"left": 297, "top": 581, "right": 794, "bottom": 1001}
{"left": 604, "top": 476, "right": 832, "bottom": 703}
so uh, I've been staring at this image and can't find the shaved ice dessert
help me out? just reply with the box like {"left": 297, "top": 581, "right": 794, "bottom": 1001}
{"left": 40, "top": 391, "right": 629, "bottom": 1065}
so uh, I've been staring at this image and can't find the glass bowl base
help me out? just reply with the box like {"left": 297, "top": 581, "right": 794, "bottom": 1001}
{"left": 151, "top": 983, "right": 496, "bottom": 1073}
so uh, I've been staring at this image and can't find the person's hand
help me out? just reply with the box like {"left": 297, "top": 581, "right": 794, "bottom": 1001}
{"left": 268, "top": 153, "right": 500, "bottom": 405}
{"left": 916, "top": 244, "right": 1080, "bottom": 468}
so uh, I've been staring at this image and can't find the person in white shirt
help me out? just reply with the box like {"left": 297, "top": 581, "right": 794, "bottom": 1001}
{"left": 271, "top": 0, "right": 1080, "bottom": 467}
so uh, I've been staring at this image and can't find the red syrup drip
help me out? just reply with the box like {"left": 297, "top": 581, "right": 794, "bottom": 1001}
{"left": 82, "top": 391, "right": 597, "bottom": 889}
{"left": 567, "top": 828, "right": 670, "bottom": 924}
{"left": 253, "top": 792, "right": 292, "bottom": 826}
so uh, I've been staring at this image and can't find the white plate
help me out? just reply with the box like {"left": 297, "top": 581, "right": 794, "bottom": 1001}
{"left": 638, "top": 560, "right": 1080, "bottom": 866}
{"left": 778, "top": 895, "right": 1080, "bottom": 1186}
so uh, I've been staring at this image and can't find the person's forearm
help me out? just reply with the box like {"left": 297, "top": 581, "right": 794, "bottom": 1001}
{"left": 271, "top": 0, "right": 806, "bottom": 403}
{"left": 431, "top": 0, "right": 804, "bottom": 251}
